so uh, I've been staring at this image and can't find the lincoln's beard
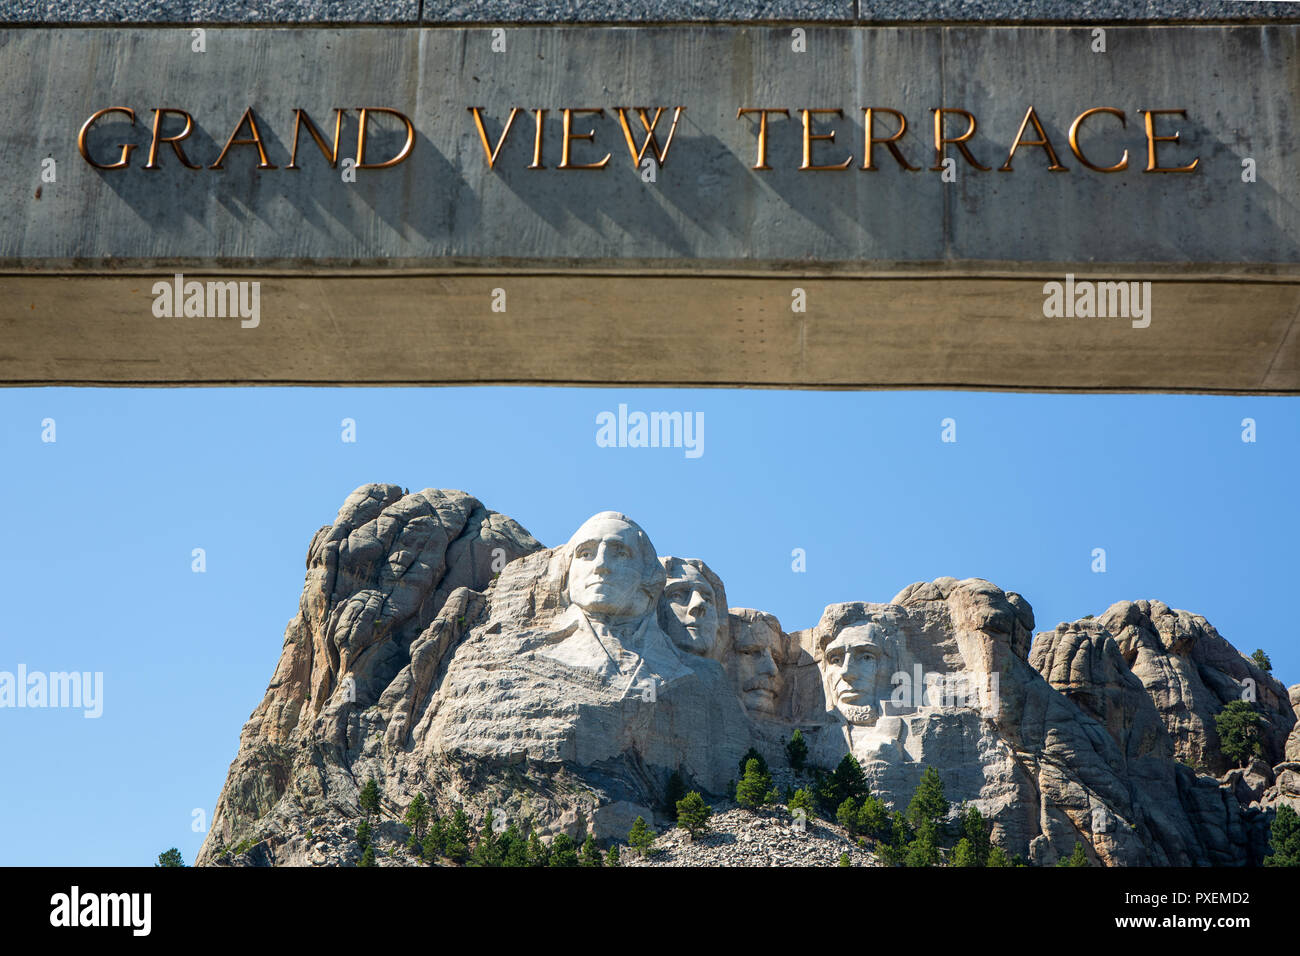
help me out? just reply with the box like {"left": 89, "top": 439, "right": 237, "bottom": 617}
{"left": 836, "top": 701, "right": 878, "bottom": 726}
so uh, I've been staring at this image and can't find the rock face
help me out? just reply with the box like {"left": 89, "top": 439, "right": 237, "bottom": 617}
{"left": 197, "top": 484, "right": 1299, "bottom": 867}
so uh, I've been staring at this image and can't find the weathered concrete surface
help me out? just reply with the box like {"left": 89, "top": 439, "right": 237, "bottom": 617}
{"left": 4, "top": 0, "right": 1297, "bottom": 23}
{"left": 4, "top": 26, "right": 1297, "bottom": 271}
{"left": 2, "top": 25, "right": 1297, "bottom": 389}
{"left": 2, "top": 273, "right": 1295, "bottom": 390}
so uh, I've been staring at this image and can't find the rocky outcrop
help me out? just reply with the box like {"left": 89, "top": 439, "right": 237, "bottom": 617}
{"left": 197, "top": 484, "right": 1298, "bottom": 867}
{"left": 1288, "top": 686, "right": 1300, "bottom": 761}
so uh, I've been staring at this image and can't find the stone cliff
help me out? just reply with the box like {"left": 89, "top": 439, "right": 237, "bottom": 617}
{"left": 196, "top": 484, "right": 1298, "bottom": 866}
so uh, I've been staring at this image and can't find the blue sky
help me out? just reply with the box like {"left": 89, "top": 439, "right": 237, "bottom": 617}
{"left": 0, "top": 386, "right": 1295, "bottom": 866}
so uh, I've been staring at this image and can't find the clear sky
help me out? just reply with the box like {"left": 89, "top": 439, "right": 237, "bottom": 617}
{"left": 0, "top": 386, "right": 1295, "bottom": 866}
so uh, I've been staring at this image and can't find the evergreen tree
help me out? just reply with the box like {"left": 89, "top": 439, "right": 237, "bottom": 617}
{"left": 837, "top": 852, "right": 851, "bottom": 867}
{"left": 986, "top": 846, "right": 1014, "bottom": 867}
{"left": 1263, "top": 804, "right": 1300, "bottom": 867}
{"left": 471, "top": 818, "right": 503, "bottom": 867}
{"left": 403, "top": 793, "right": 430, "bottom": 851}
{"left": 738, "top": 748, "right": 769, "bottom": 779}
{"left": 580, "top": 833, "right": 605, "bottom": 867}
{"left": 785, "top": 729, "right": 809, "bottom": 771}
{"left": 820, "top": 754, "right": 868, "bottom": 811}
{"left": 904, "top": 820, "right": 940, "bottom": 867}
{"left": 960, "top": 805, "right": 991, "bottom": 867}
{"left": 500, "top": 822, "right": 528, "bottom": 868}
{"left": 788, "top": 788, "right": 817, "bottom": 819}
{"left": 951, "top": 838, "right": 978, "bottom": 867}
{"left": 548, "top": 833, "right": 579, "bottom": 867}
{"left": 359, "top": 778, "right": 381, "bottom": 819}
{"left": 836, "top": 797, "right": 860, "bottom": 835}
{"left": 355, "top": 818, "right": 372, "bottom": 850}
{"left": 156, "top": 848, "right": 185, "bottom": 867}
{"left": 606, "top": 843, "right": 621, "bottom": 867}
{"left": 443, "top": 805, "right": 470, "bottom": 863}
{"left": 879, "top": 815, "right": 913, "bottom": 867}
{"left": 1057, "top": 842, "right": 1090, "bottom": 867}
{"left": 1215, "top": 700, "right": 1265, "bottom": 767}
{"left": 663, "top": 771, "right": 687, "bottom": 821}
{"left": 856, "top": 795, "right": 891, "bottom": 841}
{"left": 628, "top": 816, "right": 657, "bottom": 857}
{"left": 1250, "top": 649, "right": 1272, "bottom": 673}
{"left": 906, "top": 766, "right": 949, "bottom": 831}
{"left": 358, "top": 845, "right": 376, "bottom": 867}
{"left": 736, "top": 758, "right": 773, "bottom": 809}
{"left": 422, "top": 815, "right": 446, "bottom": 861}
{"left": 676, "top": 791, "right": 713, "bottom": 839}
{"left": 526, "top": 827, "right": 550, "bottom": 867}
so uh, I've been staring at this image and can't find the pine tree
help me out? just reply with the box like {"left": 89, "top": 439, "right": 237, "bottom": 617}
{"left": 787, "top": 787, "right": 816, "bottom": 819}
{"left": 548, "top": 833, "right": 579, "bottom": 867}
{"left": 676, "top": 791, "right": 713, "bottom": 838}
{"left": 785, "top": 729, "right": 809, "bottom": 771}
{"left": 359, "top": 778, "right": 381, "bottom": 819}
{"left": 525, "top": 827, "right": 550, "bottom": 866}
{"left": 906, "top": 766, "right": 948, "bottom": 830}
{"left": 606, "top": 843, "right": 621, "bottom": 867}
{"left": 663, "top": 771, "right": 687, "bottom": 821}
{"left": 422, "top": 815, "right": 446, "bottom": 861}
{"left": 905, "top": 820, "right": 940, "bottom": 867}
{"left": 837, "top": 852, "right": 851, "bottom": 867}
{"left": 580, "top": 833, "right": 605, "bottom": 867}
{"left": 1263, "top": 805, "right": 1300, "bottom": 866}
{"left": 856, "top": 795, "right": 891, "bottom": 841}
{"left": 951, "top": 838, "right": 978, "bottom": 867}
{"left": 1215, "top": 700, "right": 1265, "bottom": 767}
{"left": 836, "top": 797, "right": 860, "bottom": 835}
{"left": 155, "top": 848, "right": 185, "bottom": 867}
{"left": 627, "top": 816, "right": 656, "bottom": 857}
{"left": 471, "top": 818, "right": 503, "bottom": 867}
{"left": 738, "top": 748, "right": 769, "bottom": 779}
{"left": 1250, "top": 649, "right": 1272, "bottom": 673}
{"left": 820, "top": 754, "right": 868, "bottom": 811}
{"left": 960, "top": 805, "right": 990, "bottom": 867}
{"left": 358, "top": 845, "right": 376, "bottom": 867}
{"left": 1057, "top": 842, "right": 1090, "bottom": 867}
{"left": 355, "top": 818, "right": 372, "bottom": 850}
{"left": 736, "top": 758, "right": 773, "bottom": 809}
{"left": 443, "top": 805, "right": 470, "bottom": 863}
{"left": 403, "top": 793, "right": 430, "bottom": 851}
{"left": 986, "top": 846, "right": 1014, "bottom": 867}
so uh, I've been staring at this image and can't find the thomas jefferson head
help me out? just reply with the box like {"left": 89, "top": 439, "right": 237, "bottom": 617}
{"left": 658, "top": 557, "right": 728, "bottom": 658}
{"left": 559, "top": 512, "right": 666, "bottom": 625}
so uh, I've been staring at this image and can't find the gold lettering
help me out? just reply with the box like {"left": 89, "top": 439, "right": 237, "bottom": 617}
{"left": 355, "top": 107, "right": 416, "bottom": 169}
{"left": 931, "top": 108, "right": 990, "bottom": 171}
{"left": 736, "top": 108, "right": 790, "bottom": 170}
{"left": 615, "top": 107, "right": 685, "bottom": 168}
{"left": 800, "top": 109, "right": 852, "bottom": 170}
{"left": 210, "top": 107, "right": 277, "bottom": 170}
{"left": 861, "top": 108, "right": 918, "bottom": 171}
{"left": 559, "top": 108, "right": 610, "bottom": 169}
{"left": 530, "top": 108, "right": 546, "bottom": 169}
{"left": 1141, "top": 109, "right": 1199, "bottom": 173}
{"left": 468, "top": 107, "right": 523, "bottom": 169}
{"left": 288, "top": 108, "right": 345, "bottom": 169}
{"left": 999, "top": 106, "right": 1067, "bottom": 172}
{"left": 1068, "top": 107, "right": 1129, "bottom": 173}
{"left": 144, "top": 108, "right": 201, "bottom": 170}
{"left": 77, "top": 107, "right": 136, "bottom": 169}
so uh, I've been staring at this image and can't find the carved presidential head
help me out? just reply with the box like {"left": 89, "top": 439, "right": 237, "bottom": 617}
{"left": 557, "top": 512, "right": 666, "bottom": 624}
{"left": 725, "top": 610, "right": 786, "bottom": 717}
{"left": 813, "top": 605, "right": 905, "bottom": 726}
{"left": 657, "top": 556, "right": 728, "bottom": 658}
